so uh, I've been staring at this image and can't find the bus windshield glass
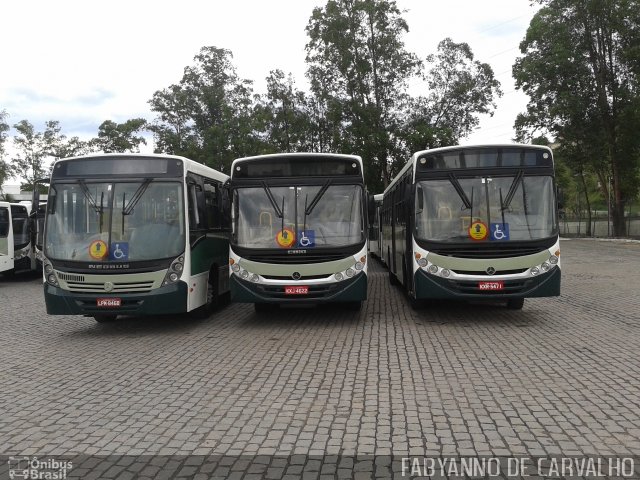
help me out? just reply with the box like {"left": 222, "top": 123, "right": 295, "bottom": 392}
{"left": 415, "top": 175, "right": 557, "bottom": 242}
{"left": 235, "top": 184, "right": 364, "bottom": 248}
{"left": 45, "top": 181, "right": 185, "bottom": 261}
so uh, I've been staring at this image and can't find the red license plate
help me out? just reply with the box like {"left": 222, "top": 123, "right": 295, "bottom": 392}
{"left": 478, "top": 281, "right": 504, "bottom": 291}
{"left": 96, "top": 298, "right": 122, "bottom": 307}
{"left": 284, "top": 286, "right": 309, "bottom": 295}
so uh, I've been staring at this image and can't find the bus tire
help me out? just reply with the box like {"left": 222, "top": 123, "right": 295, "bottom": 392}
{"left": 507, "top": 298, "right": 524, "bottom": 310}
{"left": 93, "top": 315, "right": 117, "bottom": 323}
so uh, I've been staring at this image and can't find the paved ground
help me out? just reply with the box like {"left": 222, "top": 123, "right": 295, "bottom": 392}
{"left": 0, "top": 239, "right": 639, "bottom": 478}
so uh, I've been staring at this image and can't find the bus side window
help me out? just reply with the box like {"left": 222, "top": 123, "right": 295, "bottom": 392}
{"left": 187, "top": 176, "right": 206, "bottom": 243}
{"left": 204, "top": 181, "right": 220, "bottom": 230}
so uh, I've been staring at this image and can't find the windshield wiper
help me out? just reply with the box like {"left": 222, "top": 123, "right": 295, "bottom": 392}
{"left": 305, "top": 179, "right": 332, "bottom": 216}
{"left": 123, "top": 178, "right": 152, "bottom": 215}
{"left": 78, "top": 180, "right": 103, "bottom": 215}
{"left": 261, "top": 181, "right": 283, "bottom": 218}
{"left": 501, "top": 169, "right": 524, "bottom": 210}
{"left": 78, "top": 180, "right": 105, "bottom": 232}
{"left": 447, "top": 173, "right": 471, "bottom": 209}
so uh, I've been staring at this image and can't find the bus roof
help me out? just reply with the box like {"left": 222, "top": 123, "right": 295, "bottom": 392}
{"left": 231, "top": 152, "right": 362, "bottom": 171}
{"left": 52, "top": 153, "right": 228, "bottom": 183}
{"left": 384, "top": 143, "right": 553, "bottom": 195}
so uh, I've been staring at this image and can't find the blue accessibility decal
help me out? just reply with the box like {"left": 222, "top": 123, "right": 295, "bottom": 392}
{"left": 297, "top": 230, "right": 315, "bottom": 247}
{"left": 109, "top": 242, "right": 129, "bottom": 260}
{"left": 490, "top": 223, "right": 509, "bottom": 241}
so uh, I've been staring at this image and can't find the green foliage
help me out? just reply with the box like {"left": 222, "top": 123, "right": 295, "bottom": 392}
{"left": 91, "top": 118, "right": 148, "bottom": 153}
{"left": 10, "top": 120, "right": 65, "bottom": 189}
{"left": 0, "top": 110, "right": 10, "bottom": 191}
{"left": 148, "top": 47, "right": 268, "bottom": 173}
{"left": 305, "top": 0, "right": 422, "bottom": 192}
{"left": 513, "top": 0, "right": 640, "bottom": 235}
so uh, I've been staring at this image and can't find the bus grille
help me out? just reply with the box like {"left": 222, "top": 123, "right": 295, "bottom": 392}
{"left": 429, "top": 245, "right": 545, "bottom": 259}
{"left": 57, "top": 273, "right": 85, "bottom": 282}
{"left": 65, "top": 281, "right": 155, "bottom": 294}
{"left": 453, "top": 268, "right": 528, "bottom": 276}
{"left": 243, "top": 253, "right": 348, "bottom": 264}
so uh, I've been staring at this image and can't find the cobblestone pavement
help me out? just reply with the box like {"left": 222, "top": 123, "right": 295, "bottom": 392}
{"left": 1, "top": 239, "right": 639, "bottom": 478}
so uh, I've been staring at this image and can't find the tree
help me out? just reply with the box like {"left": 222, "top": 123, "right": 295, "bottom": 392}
{"left": 305, "top": 0, "right": 421, "bottom": 192}
{"left": 10, "top": 120, "right": 64, "bottom": 190}
{"left": 305, "top": 0, "right": 501, "bottom": 193}
{"left": 513, "top": 0, "right": 640, "bottom": 236}
{"left": 262, "top": 70, "right": 314, "bottom": 152}
{"left": 149, "top": 47, "right": 267, "bottom": 172}
{"left": 91, "top": 118, "right": 148, "bottom": 153}
{"left": 402, "top": 38, "right": 502, "bottom": 153}
{"left": 0, "top": 110, "right": 10, "bottom": 193}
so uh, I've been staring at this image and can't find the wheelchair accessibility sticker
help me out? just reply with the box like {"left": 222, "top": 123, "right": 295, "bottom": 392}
{"left": 490, "top": 223, "right": 510, "bottom": 241}
{"left": 109, "top": 242, "right": 129, "bottom": 261}
{"left": 89, "top": 240, "right": 108, "bottom": 260}
{"left": 297, "top": 230, "right": 315, "bottom": 248}
{"left": 276, "top": 228, "right": 296, "bottom": 248}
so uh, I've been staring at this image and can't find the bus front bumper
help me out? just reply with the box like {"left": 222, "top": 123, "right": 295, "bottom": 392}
{"left": 231, "top": 272, "right": 367, "bottom": 304}
{"left": 44, "top": 281, "right": 189, "bottom": 316}
{"left": 414, "top": 267, "right": 561, "bottom": 300}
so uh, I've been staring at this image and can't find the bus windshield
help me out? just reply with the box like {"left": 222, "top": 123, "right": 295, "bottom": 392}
{"left": 415, "top": 175, "right": 557, "bottom": 242}
{"left": 234, "top": 184, "right": 364, "bottom": 248}
{"left": 45, "top": 181, "right": 185, "bottom": 262}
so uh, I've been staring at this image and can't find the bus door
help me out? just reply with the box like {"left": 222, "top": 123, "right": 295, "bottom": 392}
{"left": 0, "top": 203, "right": 14, "bottom": 274}
{"left": 30, "top": 179, "right": 49, "bottom": 261}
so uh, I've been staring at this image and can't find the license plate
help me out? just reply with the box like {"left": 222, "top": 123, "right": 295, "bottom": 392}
{"left": 284, "top": 286, "right": 309, "bottom": 295}
{"left": 478, "top": 281, "right": 504, "bottom": 291}
{"left": 96, "top": 298, "right": 121, "bottom": 307}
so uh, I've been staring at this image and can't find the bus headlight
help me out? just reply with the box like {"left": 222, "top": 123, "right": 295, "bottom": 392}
{"left": 541, "top": 262, "right": 550, "bottom": 272}
{"left": 428, "top": 264, "right": 438, "bottom": 274}
{"left": 164, "top": 255, "right": 185, "bottom": 284}
{"left": 334, "top": 272, "right": 343, "bottom": 281}
{"left": 250, "top": 274, "right": 259, "bottom": 282}
{"left": 417, "top": 258, "right": 428, "bottom": 268}
{"left": 531, "top": 266, "right": 540, "bottom": 276}
{"left": 44, "top": 263, "right": 53, "bottom": 274}
{"left": 47, "top": 273, "right": 58, "bottom": 286}
{"left": 345, "top": 268, "right": 355, "bottom": 278}
{"left": 240, "top": 270, "right": 249, "bottom": 279}
{"left": 441, "top": 269, "right": 451, "bottom": 278}
{"left": 549, "top": 255, "right": 558, "bottom": 265}
{"left": 354, "top": 262, "right": 364, "bottom": 271}
{"left": 231, "top": 263, "right": 240, "bottom": 273}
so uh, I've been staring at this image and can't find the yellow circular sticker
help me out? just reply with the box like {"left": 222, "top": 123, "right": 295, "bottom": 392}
{"left": 89, "top": 240, "right": 108, "bottom": 259}
{"left": 276, "top": 228, "right": 296, "bottom": 248}
{"left": 468, "top": 221, "right": 488, "bottom": 241}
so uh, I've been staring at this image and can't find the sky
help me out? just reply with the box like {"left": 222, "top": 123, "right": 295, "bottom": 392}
{"left": 1, "top": 0, "right": 540, "bottom": 155}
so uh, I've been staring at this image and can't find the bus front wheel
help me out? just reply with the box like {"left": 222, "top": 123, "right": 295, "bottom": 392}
{"left": 507, "top": 298, "right": 524, "bottom": 310}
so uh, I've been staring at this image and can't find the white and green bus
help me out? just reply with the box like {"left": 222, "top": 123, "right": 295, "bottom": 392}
{"left": 383, "top": 144, "right": 561, "bottom": 309}
{"left": 229, "top": 153, "right": 369, "bottom": 312}
{"left": 0, "top": 201, "right": 15, "bottom": 275}
{"left": 40, "top": 153, "right": 230, "bottom": 322}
